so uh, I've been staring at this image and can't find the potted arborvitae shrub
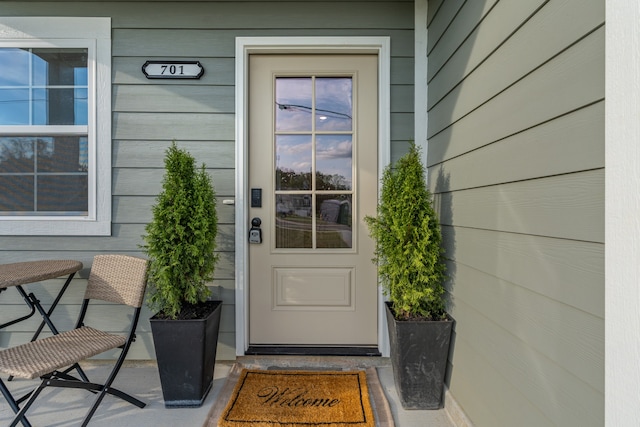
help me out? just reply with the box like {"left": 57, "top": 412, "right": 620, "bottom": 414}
{"left": 365, "top": 141, "right": 453, "bottom": 410}
{"left": 142, "top": 141, "right": 222, "bottom": 408}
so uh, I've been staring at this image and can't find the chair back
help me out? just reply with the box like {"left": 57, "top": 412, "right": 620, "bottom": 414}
{"left": 84, "top": 255, "right": 148, "bottom": 307}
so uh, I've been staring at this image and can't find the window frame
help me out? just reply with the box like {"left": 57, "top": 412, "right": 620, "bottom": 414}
{"left": 0, "top": 17, "right": 111, "bottom": 235}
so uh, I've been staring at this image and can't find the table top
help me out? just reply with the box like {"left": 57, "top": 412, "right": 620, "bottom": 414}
{"left": 0, "top": 260, "right": 83, "bottom": 289}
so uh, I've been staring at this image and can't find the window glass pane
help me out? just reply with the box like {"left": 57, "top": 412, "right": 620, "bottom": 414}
{"left": 275, "top": 134, "right": 312, "bottom": 190}
{"left": 276, "top": 194, "right": 313, "bottom": 248}
{"left": 316, "top": 135, "right": 352, "bottom": 191}
{"left": 0, "top": 89, "right": 29, "bottom": 125}
{"left": 276, "top": 77, "right": 312, "bottom": 131}
{"left": 316, "top": 194, "right": 352, "bottom": 248}
{"left": 0, "top": 176, "right": 34, "bottom": 211}
{"left": 0, "top": 137, "right": 34, "bottom": 172}
{"left": 0, "top": 136, "right": 88, "bottom": 215}
{"left": 0, "top": 48, "right": 30, "bottom": 86}
{"left": 37, "top": 136, "right": 88, "bottom": 172}
{"left": 75, "top": 88, "right": 88, "bottom": 125}
{"left": 33, "top": 88, "right": 86, "bottom": 125}
{"left": 31, "top": 48, "right": 88, "bottom": 86}
{"left": 315, "top": 78, "right": 352, "bottom": 131}
{"left": 38, "top": 175, "right": 88, "bottom": 213}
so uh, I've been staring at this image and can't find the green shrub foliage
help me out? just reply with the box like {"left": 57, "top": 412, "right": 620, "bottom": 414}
{"left": 142, "top": 142, "right": 218, "bottom": 319}
{"left": 365, "top": 141, "right": 446, "bottom": 320}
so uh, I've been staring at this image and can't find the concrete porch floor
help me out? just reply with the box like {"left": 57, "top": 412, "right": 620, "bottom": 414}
{"left": 0, "top": 357, "right": 456, "bottom": 427}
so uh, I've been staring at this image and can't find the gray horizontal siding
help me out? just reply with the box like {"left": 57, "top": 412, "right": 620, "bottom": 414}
{"left": 428, "top": 25, "right": 604, "bottom": 163}
{"left": 112, "top": 29, "right": 415, "bottom": 57}
{"left": 428, "top": 102, "right": 604, "bottom": 192}
{"left": 442, "top": 226, "right": 604, "bottom": 318}
{"left": 428, "top": 0, "right": 602, "bottom": 112}
{"left": 0, "top": 225, "right": 235, "bottom": 252}
{"left": 113, "top": 196, "right": 235, "bottom": 224}
{"left": 113, "top": 141, "right": 235, "bottom": 169}
{"left": 437, "top": 170, "right": 604, "bottom": 243}
{"left": 0, "top": 1, "right": 415, "bottom": 362}
{"left": 426, "top": 0, "right": 604, "bottom": 426}
{"left": 2, "top": 2, "right": 414, "bottom": 29}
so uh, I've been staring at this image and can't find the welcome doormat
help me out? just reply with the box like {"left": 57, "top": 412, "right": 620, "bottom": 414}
{"left": 217, "top": 368, "right": 376, "bottom": 427}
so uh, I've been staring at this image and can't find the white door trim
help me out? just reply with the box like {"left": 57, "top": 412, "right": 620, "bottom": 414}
{"left": 234, "top": 36, "right": 391, "bottom": 356}
{"left": 605, "top": 1, "right": 640, "bottom": 425}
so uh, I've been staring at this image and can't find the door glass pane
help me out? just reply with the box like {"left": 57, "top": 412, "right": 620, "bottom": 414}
{"left": 315, "top": 77, "right": 352, "bottom": 131}
{"left": 276, "top": 194, "right": 313, "bottom": 248}
{"left": 275, "top": 77, "right": 312, "bottom": 131}
{"left": 316, "top": 194, "right": 352, "bottom": 248}
{"left": 275, "top": 135, "right": 312, "bottom": 190}
{"left": 316, "top": 135, "right": 352, "bottom": 191}
{"left": 273, "top": 74, "right": 355, "bottom": 250}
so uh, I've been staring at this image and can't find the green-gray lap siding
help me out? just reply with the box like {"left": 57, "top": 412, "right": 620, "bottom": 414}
{"left": 0, "top": 1, "right": 415, "bottom": 361}
{"left": 426, "top": 0, "right": 604, "bottom": 426}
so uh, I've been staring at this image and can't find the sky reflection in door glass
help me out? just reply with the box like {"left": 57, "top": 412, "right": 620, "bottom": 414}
{"left": 275, "top": 77, "right": 312, "bottom": 131}
{"left": 315, "top": 78, "right": 352, "bottom": 131}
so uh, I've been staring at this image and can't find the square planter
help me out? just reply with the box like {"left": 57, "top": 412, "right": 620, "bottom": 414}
{"left": 150, "top": 300, "right": 222, "bottom": 408}
{"left": 385, "top": 302, "right": 453, "bottom": 409}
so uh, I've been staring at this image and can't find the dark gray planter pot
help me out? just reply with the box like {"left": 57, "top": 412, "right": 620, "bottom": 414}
{"left": 385, "top": 302, "right": 453, "bottom": 410}
{"left": 150, "top": 300, "right": 222, "bottom": 408}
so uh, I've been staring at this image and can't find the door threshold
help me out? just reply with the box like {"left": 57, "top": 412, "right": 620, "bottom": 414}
{"left": 246, "top": 346, "right": 381, "bottom": 357}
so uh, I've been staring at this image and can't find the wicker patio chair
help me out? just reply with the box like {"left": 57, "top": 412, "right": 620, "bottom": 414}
{"left": 0, "top": 254, "right": 149, "bottom": 427}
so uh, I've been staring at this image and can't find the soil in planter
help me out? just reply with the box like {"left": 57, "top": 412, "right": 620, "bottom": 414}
{"left": 152, "top": 300, "right": 219, "bottom": 320}
{"left": 389, "top": 304, "right": 448, "bottom": 322}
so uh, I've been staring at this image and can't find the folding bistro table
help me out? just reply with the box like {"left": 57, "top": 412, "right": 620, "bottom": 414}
{"left": 0, "top": 260, "right": 83, "bottom": 338}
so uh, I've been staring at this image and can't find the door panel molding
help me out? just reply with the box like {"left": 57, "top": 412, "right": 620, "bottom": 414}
{"left": 235, "top": 36, "right": 391, "bottom": 356}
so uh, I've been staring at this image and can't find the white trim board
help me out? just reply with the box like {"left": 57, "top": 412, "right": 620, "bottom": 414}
{"left": 234, "top": 36, "right": 391, "bottom": 357}
{"left": 0, "top": 17, "right": 112, "bottom": 236}
{"left": 605, "top": 0, "right": 640, "bottom": 425}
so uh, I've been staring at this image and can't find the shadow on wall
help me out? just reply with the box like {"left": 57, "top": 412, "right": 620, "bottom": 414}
{"left": 426, "top": 0, "right": 495, "bottom": 394}
{"left": 433, "top": 166, "right": 456, "bottom": 390}
{"left": 426, "top": 1, "right": 487, "bottom": 396}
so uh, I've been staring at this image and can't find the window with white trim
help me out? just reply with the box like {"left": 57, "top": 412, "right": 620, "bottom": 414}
{"left": 0, "top": 17, "right": 111, "bottom": 235}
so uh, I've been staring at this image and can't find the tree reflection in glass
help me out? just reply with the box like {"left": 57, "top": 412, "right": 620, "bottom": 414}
{"left": 316, "top": 135, "right": 352, "bottom": 191}
{"left": 275, "top": 135, "right": 312, "bottom": 191}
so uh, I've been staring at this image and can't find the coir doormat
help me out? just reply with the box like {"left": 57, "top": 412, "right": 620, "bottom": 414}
{"left": 218, "top": 368, "right": 375, "bottom": 427}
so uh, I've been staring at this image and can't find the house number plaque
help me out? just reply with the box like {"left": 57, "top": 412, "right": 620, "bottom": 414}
{"left": 142, "top": 61, "right": 204, "bottom": 79}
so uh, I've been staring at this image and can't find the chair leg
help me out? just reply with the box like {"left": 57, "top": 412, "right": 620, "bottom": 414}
{"left": 81, "top": 386, "right": 109, "bottom": 427}
{"left": 0, "top": 378, "right": 32, "bottom": 427}
{"left": 7, "top": 379, "right": 47, "bottom": 427}
{"left": 80, "top": 349, "right": 145, "bottom": 426}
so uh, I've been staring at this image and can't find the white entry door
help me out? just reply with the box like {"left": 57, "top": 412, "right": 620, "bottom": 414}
{"left": 248, "top": 54, "right": 379, "bottom": 347}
